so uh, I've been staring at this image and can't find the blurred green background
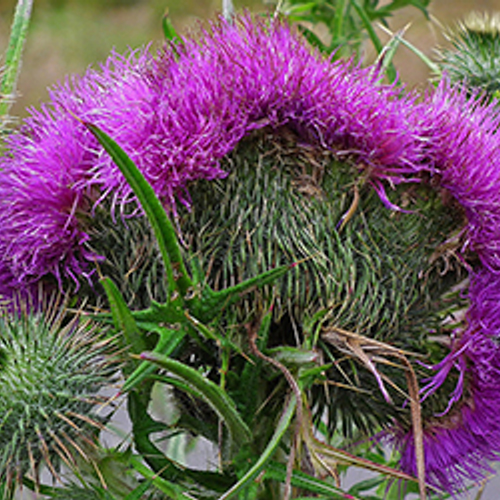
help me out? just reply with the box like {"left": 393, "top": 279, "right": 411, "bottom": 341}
{"left": 2, "top": 0, "right": 500, "bottom": 117}
{"left": 0, "top": 0, "right": 265, "bottom": 116}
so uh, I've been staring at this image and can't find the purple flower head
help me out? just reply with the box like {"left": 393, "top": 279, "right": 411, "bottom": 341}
{"left": 412, "top": 82, "right": 500, "bottom": 271}
{"left": 0, "top": 16, "right": 423, "bottom": 290}
{"left": 391, "top": 84, "right": 500, "bottom": 492}
{"left": 0, "top": 48, "right": 156, "bottom": 288}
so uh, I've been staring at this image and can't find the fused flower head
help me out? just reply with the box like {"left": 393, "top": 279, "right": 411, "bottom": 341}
{"left": 0, "top": 17, "right": 423, "bottom": 291}
{"left": 389, "top": 83, "right": 500, "bottom": 491}
{"left": 2, "top": 14, "right": 500, "bottom": 495}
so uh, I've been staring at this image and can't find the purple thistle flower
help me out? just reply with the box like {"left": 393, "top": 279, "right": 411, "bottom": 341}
{"left": 412, "top": 83, "right": 500, "bottom": 271}
{"left": 0, "top": 16, "right": 423, "bottom": 289}
{"left": 0, "top": 48, "right": 157, "bottom": 289}
{"left": 391, "top": 85, "right": 500, "bottom": 492}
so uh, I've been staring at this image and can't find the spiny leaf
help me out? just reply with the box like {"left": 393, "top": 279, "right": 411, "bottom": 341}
{"left": 265, "top": 461, "right": 363, "bottom": 499}
{"left": 84, "top": 122, "right": 193, "bottom": 297}
{"left": 218, "top": 395, "right": 297, "bottom": 500}
{"left": 139, "top": 351, "right": 252, "bottom": 446}
{"left": 195, "top": 262, "right": 295, "bottom": 322}
{"left": 101, "top": 277, "right": 146, "bottom": 359}
{"left": 121, "top": 325, "right": 186, "bottom": 393}
{"left": 130, "top": 455, "right": 197, "bottom": 500}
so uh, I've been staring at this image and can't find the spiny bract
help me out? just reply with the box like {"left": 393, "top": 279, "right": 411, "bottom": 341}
{"left": 0, "top": 297, "right": 119, "bottom": 488}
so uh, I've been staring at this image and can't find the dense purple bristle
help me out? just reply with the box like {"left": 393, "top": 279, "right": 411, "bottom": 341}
{"left": 0, "top": 17, "right": 423, "bottom": 288}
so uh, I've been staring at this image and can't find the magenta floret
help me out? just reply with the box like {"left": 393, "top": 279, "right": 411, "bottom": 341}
{"left": 393, "top": 81, "right": 500, "bottom": 491}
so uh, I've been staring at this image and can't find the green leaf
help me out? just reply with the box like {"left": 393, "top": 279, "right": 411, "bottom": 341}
{"left": 130, "top": 455, "right": 197, "bottom": 500}
{"left": 121, "top": 324, "right": 186, "bottom": 392}
{"left": 352, "top": 0, "right": 399, "bottom": 82}
{"left": 348, "top": 476, "right": 386, "bottom": 495}
{"left": 84, "top": 122, "right": 193, "bottom": 298}
{"left": 101, "top": 277, "right": 147, "bottom": 358}
{"left": 123, "top": 479, "right": 155, "bottom": 500}
{"left": 297, "top": 25, "right": 328, "bottom": 53}
{"left": 218, "top": 395, "right": 297, "bottom": 500}
{"left": 265, "top": 461, "right": 362, "bottom": 499}
{"left": 140, "top": 351, "right": 252, "bottom": 446}
{"left": 185, "top": 312, "right": 248, "bottom": 358}
{"left": 20, "top": 477, "right": 56, "bottom": 497}
{"left": 195, "top": 262, "right": 294, "bottom": 322}
{"left": 267, "top": 346, "right": 319, "bottom": 367}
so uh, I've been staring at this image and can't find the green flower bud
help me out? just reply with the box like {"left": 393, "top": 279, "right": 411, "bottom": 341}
{"left": 0, "top": 298, "right": 119, "bottom": 490}
{"left": 437, "top": 11, "right": 500, "bottom": 96}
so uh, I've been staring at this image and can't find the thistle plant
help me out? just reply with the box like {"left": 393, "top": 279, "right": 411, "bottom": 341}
{"left": 4, "top": 2, "right": 500, "bottom": 499}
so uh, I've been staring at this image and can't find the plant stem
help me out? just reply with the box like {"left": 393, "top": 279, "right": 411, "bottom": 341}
{"left": 0, "top": 0, "right": 33, "bottom": 120}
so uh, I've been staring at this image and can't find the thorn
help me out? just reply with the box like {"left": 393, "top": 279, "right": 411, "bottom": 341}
{"left": 90, "top": 457, "right": 108, "bottom": 491}
{"left": 26, "top": 442, "right": 38, "bottom": 493}
{"left": 46, "top": 428, "right": 76, "bottom": 469}
{"left": 58, "top": 429, "right": 90, "bottom": 463}
{"left": 36, "top": 426, "right": 61, "bottom": 482}
{"left": 65, "top": 411, "right": 106, "bottom": 431}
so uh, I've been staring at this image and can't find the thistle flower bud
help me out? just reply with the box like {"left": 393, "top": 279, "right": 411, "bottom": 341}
{"left": 0, "top": 297, "right": 119, "bottom": 490}
{"left": 436, "top": 11, "right": 500, "bottom": 96}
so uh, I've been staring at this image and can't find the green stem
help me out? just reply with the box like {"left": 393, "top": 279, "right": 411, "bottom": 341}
{"left": 351, "top": 0, "right": 382, "bottom": 52}
{"left": 351, "top": 0, "right": 398, "bottom": 83}
{"left": 333, "top": 0, "right": 347, "bottom": 44}
{"left": 0, "top": 0, "right": 33, "bottom": 119}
